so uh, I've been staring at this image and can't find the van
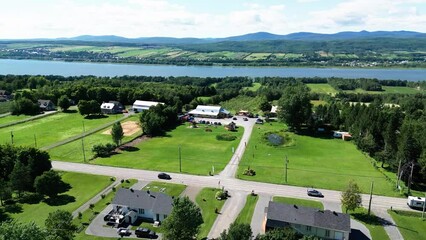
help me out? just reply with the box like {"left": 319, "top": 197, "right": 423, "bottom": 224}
{"left": 407, "top": 196, "right": 425, "bottom": 209}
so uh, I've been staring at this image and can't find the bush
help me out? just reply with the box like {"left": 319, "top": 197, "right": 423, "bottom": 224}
{"left": 101, "top": 194, "right": 106, "bottom": 199}
{"left": 215, "top": 190, "right": 228, "bottom": 200}
{"left": 205, "top": 128, "right": 213, "bottom": 132}
{"left": 92, "top": 143, "right": 116, "bottom": 158}
{"left": 216, "top": 134, "right": 237, "bottom": 141}
{"left": 110, "top": 177, "right": 115, "bottom": 181}
{"left": 78, "top": 212, "right": 82, "bottom": 219}
{"left": 243, "top": 168, "right": 256, "bottom": 176}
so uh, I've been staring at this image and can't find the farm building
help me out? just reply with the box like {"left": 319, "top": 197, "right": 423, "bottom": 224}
{"left": 37, "top": 99, "right": 56, "bottom": 111}
{"left": 264, "top": 201, "right": 350, "bottom": 240}
{"left": 188, "top": 105, "right": 230, "bottom": 118}
{"left": 333, "top": 131, "right": 352, "bottom": 140}
{"left": 100, "top": 101, "right": 124, "bottom": 114}
{"left": 132, "top": 100, "right": 164, "bottom": 112}
{"left": 110, "top": 188, "right": 173, "bottom": 224}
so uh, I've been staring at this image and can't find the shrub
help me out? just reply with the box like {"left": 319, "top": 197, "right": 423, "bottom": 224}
{"left": 216, "top": 134, "right": 237, "bottom": 141}
{"left": 92, "top": 143, "right": 116, "bottom": 158}
{"left": 101, "top": 194, "right": 106, "bottom": 199}
{"left": 243, "top": 168, "right": 256, "bottom": 176}
{"left": 215, "top": 190, "right": 228, "bottom": 200}
{"left": 120, "top": 179, "right": 124, "bottom": 183}
{"left": 110, "top": 177, "right": 115, "bottom": 181}
{"left": 205, "top": 128, "right": 213, "bottom": 132}
{"left": 112, "top": 186, "right": 116, "bottom": 192}
{"left": 78, "top": 212, "right": 82, "bottom": 219}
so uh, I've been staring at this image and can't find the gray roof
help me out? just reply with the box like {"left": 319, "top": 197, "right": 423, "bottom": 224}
{"left": 112, "top": 188, "right": 173, "bottom": 215}
{"left": 38, "top": 99, "right": 54, "bottom": 107}
{"left": 266, "top": 201, "right": 350, "bottom": 232}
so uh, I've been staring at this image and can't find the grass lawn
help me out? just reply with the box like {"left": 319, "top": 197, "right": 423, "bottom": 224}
{"left": 221, "top": 95, "right": 263, "bottom": 114}
{"left": 91, "top": 124, "right": 243, "bottom": 175}
{"left": 244, "top": 83, "right": 262, "bottom": 92}
{"left": 341, "top": 207, "right": 389, "bottom": 240}
{"left": 0, "top": 111, "right": 123, "bottom": 148}
{"left": 196, "top": 188, "right": 226, "bottom": 239}
{"left": 273, "top": 196, "right": 324, "bottom": 210}
{"left": 234, "top": 195, "right": 258, "bottom": 225}
{"left": 382, "top": 86, "right": 424, "bottom": 94}
{"left": 311, "top": 100, "right": 327, "bottom": 107}
{"left": 389, "top": 210, "right": 426, "bottom": 240}
{"left": 0, "top": 114, "right": 31, "bottom": 126}
{"left": 73, "top": 179, "right": 137, "bottom": 240}
{"left": 5, "top": 172, "right": 111, "bottom": 227}
{"left": 48, "top": 116, "right": 141, "bottom": 162}
{"left": 306, "top": 84, "right": 338, "bottom": 95}
{"left": 142, "top": 181, "right": 187, "bottom": 197}
{"left": 237, "top": 122, "right": 398, "bottom": 196}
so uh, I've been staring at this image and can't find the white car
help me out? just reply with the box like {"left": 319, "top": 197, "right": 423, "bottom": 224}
{"left": 117, "top": 228, "right": 131, "bottom": 236}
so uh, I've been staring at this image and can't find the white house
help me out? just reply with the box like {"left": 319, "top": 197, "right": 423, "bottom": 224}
{"left": 264, "top": 201, "right": 351, "bottom": 240}
{"left": 188, "top": 105, "right": 230, "bottom": 118}
{"left": 100, "top": 101, "right": 124, "bottom": 114}
{"left": 111, "top": 188, "right": 173, "bottom": 224}
{"left": 132, "top": 100, "right": 164, "bottom": 112}
{"left": 270, "top": 105, "right": 278, "bottom": 114}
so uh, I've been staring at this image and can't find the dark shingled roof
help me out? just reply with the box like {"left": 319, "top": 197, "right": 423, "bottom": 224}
{"left": 266, "top": 201, "right": 350, "bottom": 232}
{"left": 112, "top": 188, "right": 173, "bottom": 215}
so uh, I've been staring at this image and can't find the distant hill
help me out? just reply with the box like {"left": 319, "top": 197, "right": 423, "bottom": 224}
{"left": 55, "top": 30, "right": 426, "bottom": 44}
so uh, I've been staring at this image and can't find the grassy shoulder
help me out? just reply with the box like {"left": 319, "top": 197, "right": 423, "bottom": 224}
{"left": 273, "top": 196, "right": 324, "bottom": 210}
{"left": 142, "top": 181, "right": 187, "bottom": 197}
{"left": 4, "top": 172, "right": 111, "bottom": 227}
{"left": 234, "top": 194, "right": 259, "bottom": 225}
{"left": 389, "top": 209, "right": 426, "bottom": 240}
{"left": 91, "top": 124, "right": 243, "bottom": 176}
{"left": 0, "top": 111, "right": 123, "bottom": 148}
{"left": 73, "top": 179, "right": 137, "bottom": 240}
{"left": 48, "top": 116, "right": 141, "bottom": 162}
{"left": 196, "top": 188, "right": 226, "bottom": 239}
{"left": 237, "top": 122, "right": 397, "bottom": 197}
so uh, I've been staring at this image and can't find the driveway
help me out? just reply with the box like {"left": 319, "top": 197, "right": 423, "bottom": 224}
{"left": 251, "top": 193, "right": 272, "bottom": 236}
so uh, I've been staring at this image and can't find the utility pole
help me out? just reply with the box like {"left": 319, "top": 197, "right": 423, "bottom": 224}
{"left": 368, "top": 181, "right": 374, "bottom": 215}
{"left": 81, "top": 121, "right": 86, "bottom": 163}
{"left": 10, "top": 131, "right": 14, "bottom": 145}
{"left": 396, "top": 158, "right": 402, "bottom": 189}
{"left": 408, "top": 162, "right": 414, "bottom": 195}
{"left": 178, "top": 145, "right": 182, "bottom": 173}
{"left": 285, "top": 155, "right": 288, "bottom": 183}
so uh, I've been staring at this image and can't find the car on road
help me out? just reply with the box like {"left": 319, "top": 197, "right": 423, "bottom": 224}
{"left": 232, "top": 117, "right": 237, "bottom": 120}
{"left": 117, "top": 228, "right": 131, "bottom": 236}
{"left": 307, "top": 188, "right": 323, "bottom": 197}
{"left": 158, "top": 172, "right": 171, "bottom": 180}
{"left": 135, "top": 228, "right": 157, "bottom": 239}
{"left": 243, "top": 117, "right": 248, "bottom": 121}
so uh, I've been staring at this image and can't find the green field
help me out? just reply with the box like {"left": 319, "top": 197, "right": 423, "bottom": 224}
{"left": 0, "top": 114, "right": 31, "bottom": 126}
{"left": 234, "top": 195, "right": 258, "bottom": 224}
{"left": 5, "top": 172, "right": 111, "bottom": 226}
{"left": 244, "top": 82, "right": 262, "bottom": 92}
{"left": 273, "top": 196, "right": 324, "bottom": 210}
{"left": 0, "top": 112, "right": 123, "bottom": 148}
{"left": 48, "top": 117, "right": 141, "bottom": 161}
{"left": 196, "top": 188, "right": 226, "bottom": 239}
{"left": 237, "top": 122, "right": 398, "bottom": 196}
{"left": 90, "top": 124, "right": 243, "bottom": 175}
{"left": 221, "top": 95, "right": 263, "bottom": 114}
{"left": 306, "top": 84, "right": 338, "bottom": 94}
{"left": 142, "top": 181, "right": 187, "bottom": 197}
{"left": 389, "top": 210, "right": 426, "bottom": 240}
{"left": 382, "top": 86, "right": 423, "bottom": 94}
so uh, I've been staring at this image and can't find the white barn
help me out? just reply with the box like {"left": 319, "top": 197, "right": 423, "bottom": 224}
{"left": 132, "top": 100, "right": 164, "bottom": 112}
{"left": 188, "top": 105, "right": 230, "bottom": 118}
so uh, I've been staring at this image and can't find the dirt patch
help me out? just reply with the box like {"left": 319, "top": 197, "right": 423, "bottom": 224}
{"left": 102, "top": 121, "right": 141, "bottom": 136}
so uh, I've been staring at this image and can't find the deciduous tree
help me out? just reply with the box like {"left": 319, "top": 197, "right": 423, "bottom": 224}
{"left": 277, "top": 85, "right": 312, "bottom": 131}
{"left": 111, "top": 122, "right": 124, "bottom": 146}
{"left": 34, "top": 170, "right": 70, "bottom": 198}
{"left": 57, "top": 95, "right": 71, "bottom": 112}
{"left": 219, "top": 223, "right": 252, "bottom": 240}
{"left": 341, "top": 180, "right": 362, "bottom": 213}
{"left": 0, "top": 220, "right": 47, "bottom": 240}
{"left": 45, "top": 210, "right": 77, "bottom": 240}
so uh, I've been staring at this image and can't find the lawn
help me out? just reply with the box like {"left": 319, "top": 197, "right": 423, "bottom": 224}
{"left": 73, "top": 179, "right": 137, "bottom": 240}
{"left": 234, "top": 195, "right": 258, "bottom": 224}
{"left": 142, "top": 181, "right": 187, "bottom": 197}
{"left": 221, "top": 95, "right": 263, "bottom": 114}
{"left": 5, "top": 172, "right": 111, "bottom": 227}
{"left": 244, "top": 83, "right": 262, "bottom": 92}
{"left": 382, "top": 86, "right": 424, "bottom": 94}
{"left": 90, "top": 124, "right": 243, "bottom": 175}
{"left": 48, "top": 116, "right": 141, "bottom": 162}
{"left": 273, "top": 196, "right": 324, "bottom": 210}
{"left": 306, "top": 83, "right": 338, "bottom": 95}
{"left": 0, "top": 114, "right": 31, "bottom": 126}
{"left": 196, "top": 188, "right": 226, "bottom": 239}
{"left": 341, "top": 207, "right": 389, "bottom": 240}
{"left": 0, "top": 111, "right": 124, "bottom": 148}
{"left": 389, "top": 210, "right": 426, "bottom": 240}
{"left": 237, "top": 122, "right": 398, "bottom": 196}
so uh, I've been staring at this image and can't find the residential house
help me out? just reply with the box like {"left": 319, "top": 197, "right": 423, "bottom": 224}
{"left": 37, "top": 99, "right": 56, "bottom": 111}
{"left": 0, "top": 90, "right": 9, "bottom": 102}
{"left": 264, "top": 201, "right": 350, "bottom": 240}
{"left": 100, "top": 101, "right": 124, "bottom": 114}
{"left": 132, "top": 100, "right": 164, "bottom": 112}
{"left": 111, "top": 188, "right": 173, "bottom": 224}
{"left": 188, "top": 105, "right": 230, "bottom": 118}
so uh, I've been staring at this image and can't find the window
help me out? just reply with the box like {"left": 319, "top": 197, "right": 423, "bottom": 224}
{"left": 325, "top": 230, "right": 330, "bottom": 237}
{"left": 139, "top": 209, "right": 145, "bottom": 214}
{"left": 306, "top": 226, "right": 312, "bottom": 232}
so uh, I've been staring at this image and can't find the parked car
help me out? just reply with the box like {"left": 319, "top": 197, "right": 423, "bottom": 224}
{"left": 117, "top": 228, "right": 131, "bottom": 236}
{"left": 307, "top": 188, "right": 323, "bottom": 197}
{"left": 158, "top": 172, "right": 171, "bottom": 180}
{"left": 255, "top": 118, "right": 264, "bottom": 124}
{"left": 243, "top": 117, "right": 248, "bottom": 121}
{"left": 232, "top": 117, "right": 237, "bottom": 120}
{"left": 135, "top": 228, "right": 157, "bottom": 239}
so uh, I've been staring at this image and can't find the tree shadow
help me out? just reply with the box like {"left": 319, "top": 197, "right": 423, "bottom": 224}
{"left": 18, "top": 192, "right": 44, "bottom": 204}
{"left": 64, "top": 109, "right": 78, "bottom": 113}
{"left": 4, "top": 203, "right": 23, "bottom": 214}
{"left": 84, "top": 114, "right": 109, "bottom": 120}
{"left": 352, "top": 213, "right": 392, "bottom": 226}
{"left": 0, "top": 208, "right": 11, "bottom": 223}
{"left": 295, "top": 128, "right": 334, "bottom": 140}
{"left": 44, "top": 194, "right": 76, "bottom": 206}
{"left": 120, "top": 146, "right": 139, "bottom": 152}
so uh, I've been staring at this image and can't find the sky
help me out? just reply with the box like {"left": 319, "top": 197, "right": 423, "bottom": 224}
{"left": 0, "top": 0, "right": 426, "bottom": 39}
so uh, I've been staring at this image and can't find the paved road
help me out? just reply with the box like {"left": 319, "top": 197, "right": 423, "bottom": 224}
{"left": 373, "top": 208, "right": 404, "bottom": 240}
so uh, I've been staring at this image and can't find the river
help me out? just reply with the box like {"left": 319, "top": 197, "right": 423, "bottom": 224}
{"left": 0, "top": 59, "right": 425, "bottom": 81}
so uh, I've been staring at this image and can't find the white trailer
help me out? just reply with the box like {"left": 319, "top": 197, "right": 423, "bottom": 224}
{"left": 407, "top": 196, "right": 425, "bottom": 209}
